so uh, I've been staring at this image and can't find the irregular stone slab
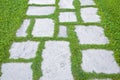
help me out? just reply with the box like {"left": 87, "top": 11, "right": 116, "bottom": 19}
{"left": 79, "top": 0, "right": 95, "bottom": 6}
{"left": 81, "top": 7, "right": 101, "bottom": 23}
{"left": 40, "top": 41, "right": 74, "bottom": 80}
{"left": 91, "top": 79, "right": 112, "bottom": 80}
{"left": 16, "top": 19, "right": 30, "bottom": 37}
{"left": 58, "top": 26, "right": 68, "bottom": 37}
{"left": 26, "top": 6, "right": 55, "bottom": 16}
{"left": 28, "top": 0, "right": 55, "bottom": 4}
{"left": 59, "top": 0, "right": 74, "bottom": 9}
{"left": 32, "top": 19, "right": 54, "bottom": 37}
{"left": 9, "top": 41, "right": 39, "bottom": 59}
{"left": 0, "top": 63, "right": 32, "bottom": 80}
{"left": 81, "top": 49, "right": 120, "bottom": 74}
{"left": 75, "top": 25, "right": 109, "bottom": 44}
{"left": 59, "top": 12, "right": 77, "bottom": 22}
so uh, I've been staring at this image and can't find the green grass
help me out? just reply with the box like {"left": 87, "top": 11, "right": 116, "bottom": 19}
{"left": 0, "top": 0, "right": 120, "bottom": 80}
{"left": 95, "top": 0, "right": 120, "bottom": 67}
{"left": 0, "top": 0, "right": 28, "bottom": 64}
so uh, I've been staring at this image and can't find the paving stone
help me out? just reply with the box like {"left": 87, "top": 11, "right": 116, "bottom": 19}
{"left": 0, "top": 63, "right": 32, "bottom": 80}
{"left": 28, "top": 0, "right": 55, "bottom": 4}
{"left": 40, "top": 41, "right": 74, "bottom": 80}
{"left": 81, "top": 49, "right": 120, "bottom": 74}
{"left": 91, "top": 79, "right": 112, "bottom": 80}
{"left": 59, "top": 12, "right": 77, "bottom": 22}
{"left": 16, "top": 19, "right": 30, "bottom": 37}
{"left": 9, "top": 41, "right": 39, "bottom": 59}
{"left": 75, "top": 25, "right": 109, "bottom": 44}
{"left": 32, "top": 19, "right": 54, "bottom": 37}
{"left": 26, "top": 6, "right": 55, "bottom": 16}
{"left": 81, "top": 7, "right": 101, "bottom": 23}
{"left": 58, "top": 26, "right": 68, "bottom": 37}
{"left": 79, "top": 0, "right": 95, "bottom": 6}
{"left": 59, "top": 0, "right": 74, "bottom": 9}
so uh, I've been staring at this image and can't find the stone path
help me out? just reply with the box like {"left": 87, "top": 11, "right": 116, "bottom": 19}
{"left": 0, "top": 0, "right": 120, "bottom": 80}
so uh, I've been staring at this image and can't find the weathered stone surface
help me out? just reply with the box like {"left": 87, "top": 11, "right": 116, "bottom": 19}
{"left": 75, "top": 25, "right": 109, "bottom": 44}
{"left": 81, "top": 7, "right": 101, "bottom": 23}
{"left": 16, "top": 19, "right": 30, "bottom": 37}
{"left": 32, "top": 19, "right": 54, "bottom": 37}
{"left": 9, "top": 41, "right": 39, "bottom": 59}
{"left": 91, "top": 79, "right": 112, "bottom": 80}
{"left": 26, "top": 6, "right": 55, "bottom": 16}
{"left": 0, "top": 63, "right": 32, "bottom": 80}
{"left": 40, "top": 41, "right": 73, "bottom": 80}
{"left": 79, "top": 0, "right": 95, "bottom": 6}
{"left": 28, "top": 0, "right": 55, "bottom": 4}
{"left": 59, "top": 0, "right": 74, "bottom": 9}
{"left": 58, "top": 26, "right": 68, "bottom": 37}
{"left": 81, "top": 49, "right": 120, "bottom": 74}
{"left": 59, "top": 12, "right": 77, "bottom": 22}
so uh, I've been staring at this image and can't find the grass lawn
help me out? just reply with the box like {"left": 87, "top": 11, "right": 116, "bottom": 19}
{"left": 0, "top": 0, "right": 120, "bottom": 80}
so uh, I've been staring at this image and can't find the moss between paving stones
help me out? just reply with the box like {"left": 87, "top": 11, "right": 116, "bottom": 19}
{"left": 0, "top": 0, "right": 120, "bottom": 80}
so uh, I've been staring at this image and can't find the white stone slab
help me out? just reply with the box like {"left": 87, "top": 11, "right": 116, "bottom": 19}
{"left": 81, "top": 49, "right": 120, "bottom": 74}
{"left": 16, "top": 19, "right": 30, "bottom": 37}
{"left": 58, "top": 26, "right": 68, "bottom": 37}
{"left": 59, "top": 0, "right": 74, "bottom": 9}
{"left": 59, "top": 12, "right": 77, "bottom": 22}
{"left": 26, "top": 6, "right": 55, "bottom": 16}
{"left": 92, "top": 79, "right": 112, "bottom": 80}
{"left": 40, "top": 41, "right": 73, "bottom": 80}
{"left": 32, "top": 19, "right": 54, "bottom": 37}
{"left": 81, "top": 7, "right": 101, "bottom": 23}
{"left": 0, "top": 63, "right": 32, "bottom": 80}
{"left": 9, "top": 41, "right": 39, "bottom": 59}
{"left": 75, "top": 25, "right": 109, "bottom": 44}
{"left": 28, "top": 0, "right": 55, "bottom": 4}
{"left": 79, "top": 0, "right": 95, "bottom": 6}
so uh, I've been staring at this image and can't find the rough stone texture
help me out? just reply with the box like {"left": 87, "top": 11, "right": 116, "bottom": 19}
{"left": 81, "top": 49, "right": 120, "bottom": 74}
{"left": 26, "top": 6, "right": 55, "bottom": 16}
{"left": 32, "top": 19, "right": 54, "bottom": 37}
{"left": 40, "top": 41, "right": 73, "bottom": 80}
{"left": 91, "top": 79, "right": 112, "bottom": 80}
{"left": 58, "top": 26, "right": 68, "bottom": 37}
{"left": 59, "top": 12, "right": 77, "bottom": 22}
{"left": 0, "top": 63, "right": 32, "bottom": 80}
{"left": 75, "top": 25, "right": 109, "bottom": 44}
{"left": 79, "top": 0, "right": 95, "bottom": 6}
{"left": 9, "top": 41, "right": 39, "bottom": 59}
{"left": 16, "top": 19, "right": 30, "bottom": 37}
{"left": 59, "top": 0, "right": 74, "bottom": 9}
{"left": 28, "top": 0, "right": 55, "bottom": 4}
{"left": 81, "top": 7, "right": 101, "bottom": 23}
